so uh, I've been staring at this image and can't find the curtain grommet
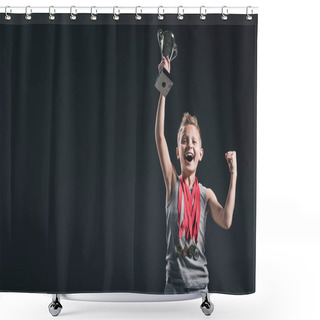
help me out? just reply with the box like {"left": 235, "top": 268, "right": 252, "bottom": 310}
{"left": 158, "top": 6, "right": 164, "bottom": 20}
{"left": 246, "top": 6, "right": 253, "bottom": 21}
{"left": 135, "top": 6, "right": 142, "bottom": 20}
{"left": 113, "top": 6, "right": 120, "bottom": 21}
{"left": 177, "top": 6, "right": 184, "bottom": 20}
{"left": 90, "top": 6, "right": 97, "bottom": 21}
{"left": 49, "top": 6, "right": 55, "bottom": 21}
{"left": 200, "top": 6, "right": 207, "bottom": 20}
{"left": 25, "top": 6, "right": 32, "bottom": 21}
{"left": 5, "top": 6, "right": 12, "bottom": 21}
{"left": 70, "top": 6, "right": 77, "bottom": 20}
{"left": 221, "top": 6, "right": 228, "bottom": 21}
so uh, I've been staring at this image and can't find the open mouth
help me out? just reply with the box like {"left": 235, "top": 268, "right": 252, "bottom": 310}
{"left": 185, "top": 152, "right": 194, "bottom": 163}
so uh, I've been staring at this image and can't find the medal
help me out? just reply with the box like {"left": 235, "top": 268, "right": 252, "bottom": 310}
{"left": 176, "top": 242, "right": 183, "bottom": 256}
{"left": 183, "top": 244, "right": 189, "bottom": 257}
{"left": 188, "top": 244, "right": 195, "bottom": 258}
{"left": 193, "top": 247, "right": 200, "bottom": 261}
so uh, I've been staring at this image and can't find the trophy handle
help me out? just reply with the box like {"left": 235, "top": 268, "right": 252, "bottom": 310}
{"left": 171, "top": 44, "right": 178, "bottom": 61}
{"left": 157, "top": 29, "right": 164, "bottom": 55}
{"left": 168, "top": 32, "right": 178, "bottom": 61}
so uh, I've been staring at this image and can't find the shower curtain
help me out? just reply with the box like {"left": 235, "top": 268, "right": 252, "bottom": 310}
{"left": 0, "top": 10, "right": 257, "bottom": 295}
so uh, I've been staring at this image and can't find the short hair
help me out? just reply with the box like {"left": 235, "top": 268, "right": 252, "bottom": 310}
{"left": 177, "top": 112, "right": 202, "bottom": 146}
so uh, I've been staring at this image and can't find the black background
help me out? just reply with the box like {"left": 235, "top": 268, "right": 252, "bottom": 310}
{"left": 0, "top": 14, "right": 257, "bottom": 294}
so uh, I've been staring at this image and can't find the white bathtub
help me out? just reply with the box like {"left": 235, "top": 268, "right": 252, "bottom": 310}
{"left": 61, "top": 292, "right": 201, "bottom": 303}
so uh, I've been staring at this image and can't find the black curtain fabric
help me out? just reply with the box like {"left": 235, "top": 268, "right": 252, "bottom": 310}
{"left": 0, "top": 14, "right": 257, "bottom": 294}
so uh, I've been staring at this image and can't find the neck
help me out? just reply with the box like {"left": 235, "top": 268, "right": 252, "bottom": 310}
{"left": 181, "top": 172, "right": 196, "bottom": 189}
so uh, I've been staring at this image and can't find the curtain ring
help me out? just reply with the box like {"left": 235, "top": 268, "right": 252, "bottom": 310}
{"left": 246, "top": 6, "right": 253, "bottom": 21}
{"left": 221, "top": 6, "right": 228, "bottom": 21}
{"left": 49, "top": 6, "right": 55, "bottom": 21}
{"left": 177, "top": 6, "right": 184, "bottom": 20}
{"left": 200, "top": 6, "right": 207, "bottom": 20}
{"left": 25, "top": 6, "right": 32, "bottom": 21}
{"left": 70, "top": 6, "right": 77, "bottom": 20}
{"left": 113, "top": 6, "right": 120, "bottom": 20}
{"left": 5, "top": 6, "right": 12, "bottom": 21}
{"left": 158, "top": 6, "right": 164, "bottom": 20}
{"left": 135, "top": 6, "right": 142, "bottom": 20}
{"left": 90, "top": 6, "right": 97, "bottom": 21}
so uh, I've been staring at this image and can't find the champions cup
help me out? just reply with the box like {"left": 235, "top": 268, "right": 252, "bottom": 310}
{"left": 157, "top": 29, "right": 178, "bottom": 61}
{"left": 155, "top": 29, "right": 178, "bottom": 97}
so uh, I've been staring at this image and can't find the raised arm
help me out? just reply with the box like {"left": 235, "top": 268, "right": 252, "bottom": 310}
{"left": 155, "top": 57, "right": 177, "bottom": 203}
{"left": 206, "top": 151, "right": 237, "bottom": 229}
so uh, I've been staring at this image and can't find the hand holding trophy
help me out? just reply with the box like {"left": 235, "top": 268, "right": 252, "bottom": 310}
{"left": 155, "top": 30, "right": 178, "bottom": 97}
{"left": 158, "top": 56, "right": 170, "bottom": 74}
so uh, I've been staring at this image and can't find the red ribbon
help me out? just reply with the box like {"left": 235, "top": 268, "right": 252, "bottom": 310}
{"left": 178, "top": 175, "right": 201, "bottom": 243}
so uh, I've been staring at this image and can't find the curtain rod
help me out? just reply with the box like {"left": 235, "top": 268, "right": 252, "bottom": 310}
{"left": 0, "top": 6, "right": 258, "bottom": 15}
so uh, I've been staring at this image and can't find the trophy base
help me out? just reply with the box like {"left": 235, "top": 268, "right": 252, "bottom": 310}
{"left": 155, "top": 69, "right": 173, "bottom": 97}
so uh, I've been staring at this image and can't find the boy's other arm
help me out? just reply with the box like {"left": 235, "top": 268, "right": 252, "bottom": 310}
{"left": 206, "top": 151, "right": 237, "bottom": 230}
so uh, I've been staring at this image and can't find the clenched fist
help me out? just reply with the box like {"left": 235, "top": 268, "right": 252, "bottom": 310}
{"left": 225, "top": 151, "right": 237, "bottom": 175}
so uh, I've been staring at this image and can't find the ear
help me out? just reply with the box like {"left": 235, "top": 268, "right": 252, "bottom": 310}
{"left": 199, "top": 148, "right": 204, "bottom": 161}
{"left": 176, "top": 147, "right": 180, "bottom": 159}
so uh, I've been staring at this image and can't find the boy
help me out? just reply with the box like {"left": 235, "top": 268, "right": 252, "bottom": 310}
{"left": 155, "top": 56, "right": 237, "bottom": 295}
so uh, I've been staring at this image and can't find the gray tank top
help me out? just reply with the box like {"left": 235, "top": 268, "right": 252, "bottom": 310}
{"left": 165, "top": 175, "right": 209, "bottom": 289}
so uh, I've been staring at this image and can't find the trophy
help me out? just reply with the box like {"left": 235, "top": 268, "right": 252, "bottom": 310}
{"left": 155, "top": 29, "right": 178, "bottom": 97}
{"left": 157, "top": 29, "right": 178, "bottom": 61}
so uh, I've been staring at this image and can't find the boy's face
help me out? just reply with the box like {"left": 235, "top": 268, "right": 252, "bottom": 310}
{"left": 176, "top": 125, "right": 204, "bottom": 175}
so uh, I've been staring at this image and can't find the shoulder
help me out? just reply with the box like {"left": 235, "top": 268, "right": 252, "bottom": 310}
{"left": 206, "top": 188, "right": 218, "bottom": 202}
{"left": 205, "top": 188, "right": 220, "bottom": 214}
